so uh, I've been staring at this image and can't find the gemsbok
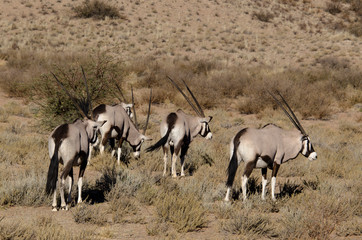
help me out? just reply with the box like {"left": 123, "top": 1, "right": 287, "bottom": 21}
{"left": 88, "top": 83, "right": 134, "bottom": 164}
{"left": 224, "top": 92, "right": 317, "bottom": 202}
{"left": 93, "top": 87, "right": 153, "bottom": 165}
{"left": 46, "top": 68, "right": 106, "bottom": 211}
{"left": 146, "top": 76, "right": 213, "bottom": 178}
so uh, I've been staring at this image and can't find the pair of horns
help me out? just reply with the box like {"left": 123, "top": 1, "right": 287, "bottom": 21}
{"left": 52, "top": 66, "right": 93, "bottom": 120}
{"left": 268, "top": 91, "right": 307, "bottom": 136}
{"left": 131, "top": 86, "right": 152, "bottom": 134}
{"left": 166, "top": 76, "right": 205, "bottom": 117}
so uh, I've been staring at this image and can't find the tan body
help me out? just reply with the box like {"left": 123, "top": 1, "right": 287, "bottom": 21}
{"left": 225, "top": 124, "right": 317, "bottom": 202}
{"left": 46, "top": 119, "right": 105, "bottom": 211}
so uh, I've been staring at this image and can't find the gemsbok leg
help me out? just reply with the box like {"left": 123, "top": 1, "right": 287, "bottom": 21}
{"left": 261, "top": 168, "right": 268, "bottom": 200}
{"left": 180, "top": 145, "right": 189, "bottom": 177}
{"left": 77, "top": 156, "right": 87, "bottom": 204}
{"left": 67, "top": 168, "right": 74, "bottom": 205}
{"left": 241, "top": 162, "right": 255, "bottom": 201}
{"left": 162, "top": 146, "right": 169, "bottom": 177}
{"left": 271, "top": 163, "right": 280, "bottom": 200}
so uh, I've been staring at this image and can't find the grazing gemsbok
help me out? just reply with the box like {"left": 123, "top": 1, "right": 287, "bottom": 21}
{"left": 88, "top": 83, "right": 134, "bottom": 164}
{"left": 46, "top": 68, "right": 106, "bottom": 211}
{"left": 146, "top": 76, "right": 213, "bottom": 178}
{"left": 224, "top": 92, "right": 318, "bottom": 202}
{"left": 94, "top": 87, "right": 153, "bottom": 165}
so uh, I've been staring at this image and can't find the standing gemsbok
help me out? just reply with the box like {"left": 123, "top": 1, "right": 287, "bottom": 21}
{"left": 146, "top": 76, "right": 213, "bottom": 178}
{"left": 94, "top": 87, "right": 153, "bottom": 165}
{"left": 224, "top": 92, "right": 317, "bottom": 202}
{"left": 46, "top": 68, "right": 106, "bottom": 211}
{"left": 88, "top": 83, "right": 134, "bottom": 164}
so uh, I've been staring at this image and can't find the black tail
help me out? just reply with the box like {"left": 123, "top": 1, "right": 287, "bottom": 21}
{"left": 146, "top": 112, "right": 177, "bottom": 152}
{"left": 146, "top": 131, "right": 170, "bottom": 152}
{"left": 46, "top": 143, "right": 60, "bottom": 195}
{"left": 226, "top": 149, "right": 239, "bottom": 187}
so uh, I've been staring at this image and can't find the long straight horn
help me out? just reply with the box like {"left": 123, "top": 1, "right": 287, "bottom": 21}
{"left": 81, "top": 66, "right": 93, "bottom": 120}
{"left": 114, "top": 82, "right": 128, "bottom": 103}
{"left": 143, "top": 89, "right": 152, "bottom": 134}
{"left": 268, "top": 91, "right": 301, "bottom": 132}
{"left": 181, "top": 79, "right": 205, "bottom": 117}
{"left": 166, "top": 76, "right": 202, "bottom": 116}
{"left": 131, "top": 86, "right": 138, "bottom": 130}
{"left": 276, "top": 91, "right": 307, "bottom": 135}
{"left": 51, "top": 72, "right": 87, "bottom": 119}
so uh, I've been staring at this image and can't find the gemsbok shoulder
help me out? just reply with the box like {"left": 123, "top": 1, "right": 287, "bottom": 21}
{"left": 46, "top": 68, "right": 106, "bottom": 211}
{"left": 146, "top": 76, "right": 212, "bottom": 178}
{"left": 224, "top": 92, "right": 317, "bottom": 202}
{"left": 93, "top": 87, "right": 153, "bottom": 165}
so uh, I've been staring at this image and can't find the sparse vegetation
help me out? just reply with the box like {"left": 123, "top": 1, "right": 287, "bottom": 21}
{"left": 0, "top": 0, "right": 361, "bottom": 239}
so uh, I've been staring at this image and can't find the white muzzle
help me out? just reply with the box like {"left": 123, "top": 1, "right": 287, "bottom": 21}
{"left": 133, "top": 151, "right": 140, "bottom": 159}
{"left": 308, "top": 152, "right": 317, "bottom": 161}
{"left": 205, "top": 132, "right": 212, "bottom": 140}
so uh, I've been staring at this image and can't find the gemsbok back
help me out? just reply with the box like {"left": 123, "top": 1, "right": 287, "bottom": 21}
{"left": 224, "top": 92, "right": 317, "bottom": 202}
{"left": 46, "top": 68, "right": 106, "bottom": 211}
{"left": 93, "top": 87, "right": 153, "bottom": 165}
{"left": 146, "top": 76, "right": 212, "bottom": 178}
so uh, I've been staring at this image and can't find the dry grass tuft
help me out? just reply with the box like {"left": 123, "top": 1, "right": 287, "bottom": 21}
{"left": 71, "top": 203, "right": 108, "bottom": 225}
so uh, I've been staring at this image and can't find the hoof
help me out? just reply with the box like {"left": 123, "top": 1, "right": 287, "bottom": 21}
{"left": 52, "top": 206, "right": 58, "bottom": 212}
{"left": 60, "top": 206, "right": 68, "bottom": 211}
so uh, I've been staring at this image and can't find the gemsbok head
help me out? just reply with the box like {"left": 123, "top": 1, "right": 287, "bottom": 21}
{"left": 146, "top": 76, "right": 213, "bottom": 178}
{"left": 224, "top": 91, "right": 317, "bottom": 202}
{"left": 46, "top": 67, "right": 106, "bottom": 211}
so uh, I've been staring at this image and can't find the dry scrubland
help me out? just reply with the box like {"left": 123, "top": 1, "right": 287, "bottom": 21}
{"left": 0, "top": 0, "right": 361, "bottom": 239}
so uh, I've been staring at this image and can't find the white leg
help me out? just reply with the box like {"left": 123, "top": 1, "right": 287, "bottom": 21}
{"left": 111, "top": 149, "right": 116, "bottom": 157}
{"left": 77, "top": 177, "right": 83, "bottom": 204}
{"left": 100, "top": 144, "right": 105, "bottom": 155}
{"left": 224, "top": 187, "right": 231, "bottom": 202}
{"left": 261, "top": 175, "right": 267, "bottom": 200}
{"left": 180, "top": 160, "right": 185, "bottom": 177}
{"left": 52, "top": 190, "right": 57, "bottom": 211}
{"left": 163, "top": 150, "right": 168, "bottom": 177}
{"left": 87, "top": 143, "right": 93, "bottom": 165}
{"left": 117, "top": 147, "right": 121, "bottom": 165}
{"left": 67, "top": 175, "right": 73, "bottom": 204}
{"left": 271, "top": 176, "right": 276, "bottom": 201}
{"left": 171, "top": 153, "right": 177, "bottom": 178}
{"left": 242, "top": 175, "right": 248, "bottom": 201}
{"left": 60, "top": 178, "right": 66, "bottom": 210}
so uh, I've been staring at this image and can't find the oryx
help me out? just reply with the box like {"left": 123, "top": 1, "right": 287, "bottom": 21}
{"left": 224, "top": 92, "right": 318, "bottom": 202}
{"left": 46, "top": 68, "right": 106, "bottom": 211}
{"left": 94, "top": 87, "right": 153, "bottom": 165}
{"left": 146, "top": 76, "right": 213, "bottom": 178}
{"left": 88, "top": 83, "right": 134, "bottom": 164}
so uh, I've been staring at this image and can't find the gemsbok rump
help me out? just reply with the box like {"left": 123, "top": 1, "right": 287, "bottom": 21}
{"left": 146, "top": 76, "right": 212, "bottom": 177}
{"left": 224, "top": 92, "right": 317, "bottom": 202}
{"left": 93, "top": 87, "right": 153, "bottom": 165}
{"left": 46, "top": 68, "right": 106, "bottom": 211}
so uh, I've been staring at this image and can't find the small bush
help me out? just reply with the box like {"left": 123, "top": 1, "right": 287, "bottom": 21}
{"left": 155, "top": 188, "right": 206, "bottom": 232}
{"left": 71, "top": 203, "right": 107, "bottom": 225}
{"left": 253, "top": 11, "right": 274, "bottom": 22}
{"left": 73, "top": 0, "right": 121, "bottom": 20}
{"left": 326, "top": 1, "right": 342, "bottom": 15}
{"left": 221, "top": 210, "right": 272, "bottom": 237}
